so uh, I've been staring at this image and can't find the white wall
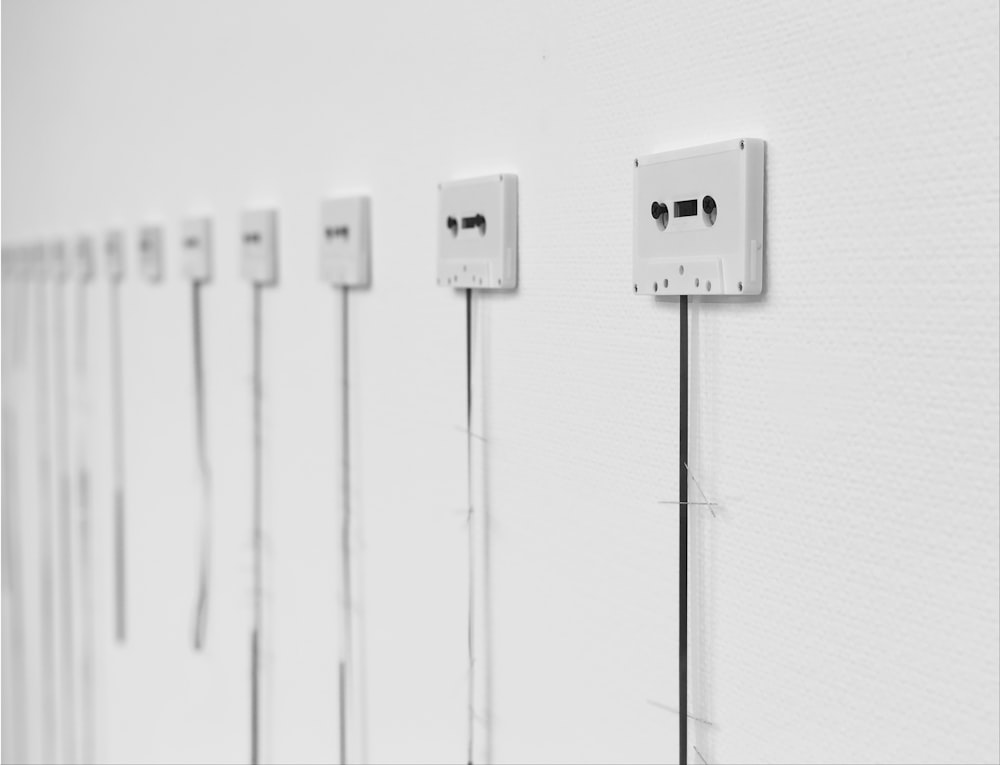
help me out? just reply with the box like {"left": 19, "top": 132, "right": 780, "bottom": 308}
{"left": 2, "top": 1, "right": 999, "bottom": 763}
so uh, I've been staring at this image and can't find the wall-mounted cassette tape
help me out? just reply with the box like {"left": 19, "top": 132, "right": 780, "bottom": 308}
{"left": 48, "top": 239, "right": 69, "bottom": 281}
{"left": 437, "top": 174, "right": 518, "bottom": 290}
{"left": 633, "top": 138, "right": 764, "bottom": 296}
{"left": 181, "top": 217, "right": 213, "bottom": 283}
{"left": 75, "top": 236, "right": 96, "bottom": 282}
{"left": 319, "top": 196, "right": 370, "bottom": 287}
{"left": 241, "top": 209, "right": 279, "bottom": 285}
{"left": 105, "top": 230, "right": 126, "bottom": 282}
{"left": 138, "top": 225, "right": 165, "bottom": 283}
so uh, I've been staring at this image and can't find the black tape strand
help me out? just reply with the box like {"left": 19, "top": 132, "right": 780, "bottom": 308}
{"left": 1, "top": 272, "right": 29, "bottom": 762}
{"left": 75, "top": 279, "right": 96, "bottom": 764}
{"left": 35, "top": 278, "right": 58, "bottom": 762}
{"left": 251, "top": 284, "right": 263, "bottom": 765}
{"left": 465, "top": 288, "right": 476, "bottom": 765}
{"left": 339, "top": 286, "right": 352, "bottom": 765}
{"left": 110, "top": 281, "right": 127, "bottom": 643}
{"left": 679, "top": 294, "right": 689, "bottom": 765}
{"left": 53, "top": 276, "right": 77, "bottom": 763}
{"left": 192, "top": 281, "right": 212, "bottom": 651}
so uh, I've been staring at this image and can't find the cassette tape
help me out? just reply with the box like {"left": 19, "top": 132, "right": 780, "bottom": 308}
{"left": 105, "top": 230, "right": 126, "bottom": 282}
{"left": 241, "top": 209, "right": 279, "bottom": 286}
{"left": 633, "top": 138, "right": 764, "bottom": 296}
{"left": 75, "top": 236, "right": 96, "bottom": 282}
{"left": 181, "top": 217, "right": 213, "bottom": 283}
{"left": 138, "top": 225, "right": 165, "bottom": 283}
{"left": 319, "top": 196, "right": 370, "bottom": 287}
{"left": 48, "top": 239, "right": 69, "bottom": 281}
{"left": 437, "top": 174, "right": 517, "bottom": 290}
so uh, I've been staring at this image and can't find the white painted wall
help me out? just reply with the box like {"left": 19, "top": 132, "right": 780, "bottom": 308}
{"left": 2, "top": 1, "right": 999, "bottom": 763}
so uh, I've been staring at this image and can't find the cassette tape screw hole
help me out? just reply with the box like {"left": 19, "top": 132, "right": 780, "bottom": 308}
{"left": 663, "top": 279, "right": 669, "bottom": 289}
{"left": 695, "top": 278, "right": 700, "bottom": 288}
{"left": 679, "top": 265, "right": 685, "bottom": 275}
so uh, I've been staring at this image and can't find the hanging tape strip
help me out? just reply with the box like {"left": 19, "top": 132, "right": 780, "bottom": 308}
{"left": 110, "top": 279, "right": 127, "bottom": 643}
{"left": 339, "top": 285, "right": 352, "bottom": 765}
{"left": 251, "top": 283, "right": 263, "bottom": 765}
{"left": 465, "top": 288, "right": 476, "bottom": 765}
{"left": 1, "top": 261, "right": 29, "bottom": 763}
{"left": 52, "top": 262, "right": 77, "bottom": 764}
{"left": 679, "top": 294, "right": 689, "bottom": 765}
{"left": 75, "top": 276, "right": 96, "bottom": 764}
{"left": 34, "top": 268, "right": 58, "bottom": 763}
{"left": 191, "top": 281, "right": 212, "bottom": 650}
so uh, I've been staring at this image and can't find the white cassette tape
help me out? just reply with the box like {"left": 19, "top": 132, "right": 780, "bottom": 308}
{"left": 319, "top": 196, "right": 370, "bottom": 287}
{"left": 633, "top": 139, "right": 764, "bottom": 296}
{"left": 437, "top": 174, "right": 517, "bottom": 290}
{"left": 138, "top": 225, "right": 165, "bottom": 283}
{"left": 181, "top": 217, "right": 213, "bottom": 283}
{"left": 241, "top": 209, "right": 278, "bottom": 286}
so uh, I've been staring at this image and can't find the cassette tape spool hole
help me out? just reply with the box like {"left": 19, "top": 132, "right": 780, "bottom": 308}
{"left": 702, "top": 196, "right": 717, "bottom": 226}
{"left": 651, "top": 201, "right": 669, "bottom": 231}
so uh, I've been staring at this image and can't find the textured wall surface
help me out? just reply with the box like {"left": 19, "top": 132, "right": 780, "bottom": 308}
{"left": 2, "top": 1, "right": 999, "bottom": 763}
